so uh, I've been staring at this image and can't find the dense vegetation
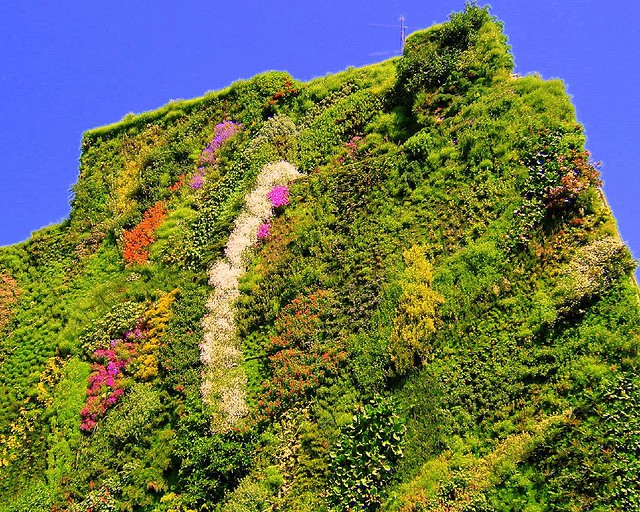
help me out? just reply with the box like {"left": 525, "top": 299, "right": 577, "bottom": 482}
{"left": 0, "top": 4, "right": 638, "bottom": 511}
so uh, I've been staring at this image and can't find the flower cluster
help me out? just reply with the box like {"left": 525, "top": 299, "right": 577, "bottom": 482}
{"left": 168, "top": 173, "right": 187, "bottom": 192}
{"left": 200, "top": 161, "right": 303, "bottom": 432}
{"left": 268, "top": 80, "right": 299, "bottom": 106}
{"left": 199, "top": 120, "right": 242, "bottom": 166}
{"left": 135, "top": 289, "right": 178, "bottom": 380}
{"left": 256, "top": 222, "right": 271, "bottom": 240}
{"left": 190, "top": 167, "right": 206, "bottom": 190}
{"left": 255, "top": 290, "right": 347, "bottom": 421}
{"left": 79, "top": 292, "right": 176, "bottom": 432}
{"left": 267, "top": 185, "right": 290, "bottom": 208}
{"left": 545, "top": 149, "right": 601, "bottom": 211}
{"left": 122, "top": 201, "right": 167, "bottom": 264}
{"left": 255, "top": 179, "right": 297, "bottom": 241}
{"left": 80, "top": 338, "right": 138, "bottom": 431}
{"left": 338, "top": 136, "right": 362, "bottom": 164}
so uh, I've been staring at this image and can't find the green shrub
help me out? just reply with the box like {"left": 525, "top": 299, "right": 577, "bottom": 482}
{"left": 328, "top": 397, "right": 406, "bottom": 510}
{"left": 397, "top": 3, "right": 511, "bottom": 97}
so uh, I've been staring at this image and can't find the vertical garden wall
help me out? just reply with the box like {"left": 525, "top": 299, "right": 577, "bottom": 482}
{"left": 0, "top": 4, "right": 637, "bottom": 511}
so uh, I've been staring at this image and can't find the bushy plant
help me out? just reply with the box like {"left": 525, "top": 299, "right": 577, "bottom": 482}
{"left": 554, "top": 235, "right": 634, "bottom": 312}
{"left": 246, "top": 113, "right": 298, "bottom": 163}
{"left": 328, "top": 397, "right": 406, "bottom": 510}
{"left": 0, "top": 273, "right": 20, "bottom": 331}
{"left": 255, "top": 290, "right": 347, "bottom": 421}
{"left": 397, "top": 3, "right": 510, "bottom": 97}
{"left": 79, "top": 301, "right": 146, "bottom": 354}
{"left": 389, "top": 246, "right": 444, "bottom": 374}
{"left": 80, "top": 337, "right": 138, "bottom": 431}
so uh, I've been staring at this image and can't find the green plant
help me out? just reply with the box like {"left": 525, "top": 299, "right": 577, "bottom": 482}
{"left": 328, "top": 397, "right": 406, "bottom": 510}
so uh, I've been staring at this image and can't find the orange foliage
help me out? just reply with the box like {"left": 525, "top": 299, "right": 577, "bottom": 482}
{"left": 0, "top": 273, "right": 20, "bottom": 330}
{"left": 122, "top": 201, "right": 167, "bottom": 264}
{"left": 168, "top": 173, "right": 187, "bottom": 192}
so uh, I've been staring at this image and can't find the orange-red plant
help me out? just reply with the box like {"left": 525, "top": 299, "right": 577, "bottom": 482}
{"left": 254, "top": 290, "right": 347, "bottom": 421}
{"left": 168, "top": 173, "right": 187, "bottom": 192}
{"left": 122, "top": 201, "right": 167, "bottom": 264}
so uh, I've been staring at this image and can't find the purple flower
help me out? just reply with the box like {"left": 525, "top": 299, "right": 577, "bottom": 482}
{"left": 200, "top": 148, "right": 216, "bottom": 165}
{"left": 211, "top": 120, "right": 241, "bottom": 151}
{"left": 198, "top": 120, "right": 241, "bottom": 166}
{"left": 268, "top": 185, "right": 290, "bottom": 208}
{"left": 190, "top": 174, "right": 205, "bottom": 190}
{"left": 257, "top": 222, "right": 271, "bottom": 240}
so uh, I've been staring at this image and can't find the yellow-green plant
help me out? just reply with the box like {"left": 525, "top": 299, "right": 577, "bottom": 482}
{"left": 135, "top": 288, "right": 179, "bottom": 380}
{"left": 389, "top": 246, "right": 444, "bottom": 375}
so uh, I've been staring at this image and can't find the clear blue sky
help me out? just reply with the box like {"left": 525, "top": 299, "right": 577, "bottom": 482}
{"left": 1, "top": 1, "right": 638, "bottom": 269}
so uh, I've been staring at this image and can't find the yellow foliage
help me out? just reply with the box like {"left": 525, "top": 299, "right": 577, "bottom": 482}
{"left": 108, "top": 124, "right": 165, "bottom": 227}
{"left": 134, "top": 289, "right": 178, "bottom": 380}
{"left": 389, "top": 246, "right": 444, "bottom": 375}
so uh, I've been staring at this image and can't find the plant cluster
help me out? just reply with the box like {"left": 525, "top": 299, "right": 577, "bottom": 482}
{"left": 122, "top": 201, "right": 168, "bottom": 264}
{"left": 510, "top": 127, "right": 602, "bottom": 247}
{"left": 200, "top": 161, "right": 303, "bottom": 432}
{"left": 389, "top": 246, "right": 444, "bottom": 375}
{"left": 328, "top": 398, "right": 406, "bottom": 510}
{"left": 255, "top": 290, "right": 347, "bottom": 421}
{"left": 0, "top": 273, "right": 19, "bottom": 331}
{"left": 268, "top": 79, "right": 300, "bottom": 106}
{"left": 80, "top": 291, "right": 177, "bottom": 431}
{"left": 267, "top": 185, "right": 290, "bottom": 208}
{"left": 81, "top": 337, "right": 138, "bottom": 431}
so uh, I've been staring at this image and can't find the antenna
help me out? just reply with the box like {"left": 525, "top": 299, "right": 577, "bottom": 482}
{"left": 368, "top": 16, "right": 408, "bottom": 57}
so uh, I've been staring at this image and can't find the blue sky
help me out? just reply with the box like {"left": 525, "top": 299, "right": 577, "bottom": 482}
{"left": 1, "top": 1, "right": 638, "bottom": 270}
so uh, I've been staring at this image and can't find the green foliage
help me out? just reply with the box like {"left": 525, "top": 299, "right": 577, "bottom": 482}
{"left": 246, "top": 113, "right": 299, "bottom": 163}
{"left": 297, "top": 87, "right": 385, "bottom": 171}
{"left": 554, "top": 235, "right": 634, "bottom": 311}
{"left": 102, "top": 383, "right": 163, "bottom": 446}
{"left": 397, "top": 3, "right": 512, "bottom": 96}
{"left": 78, "top": 301, "right": 146, "bottom": 353}
{"left": 328, "top": 397, "right": 406, "bottom": 510}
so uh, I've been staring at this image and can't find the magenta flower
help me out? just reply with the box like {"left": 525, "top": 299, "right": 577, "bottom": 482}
{"left": 257, "top": 222, "right": 271, "bottom": 240}
{"left": 268, "top": 185, "right": 290, "bottom": 208}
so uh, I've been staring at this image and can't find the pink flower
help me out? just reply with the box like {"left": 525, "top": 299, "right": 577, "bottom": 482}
{"left": 257, "top": 222, "right": 271, "bottom": 240}
{"left": 268, "top": 186, "right": 290, "bottom": 208}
